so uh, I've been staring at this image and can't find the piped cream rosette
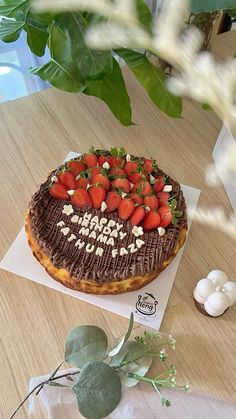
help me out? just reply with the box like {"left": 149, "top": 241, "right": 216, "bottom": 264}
{"left": 193, "top": 270, "right": 236, "bottom": 317}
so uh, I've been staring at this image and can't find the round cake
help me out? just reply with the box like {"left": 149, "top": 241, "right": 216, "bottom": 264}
{"left": 26, "top": 147, "right": 187, "bottom": 294}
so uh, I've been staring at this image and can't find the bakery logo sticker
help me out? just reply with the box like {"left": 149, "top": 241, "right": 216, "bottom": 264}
{"left": 135, "top": 292, "right": 159, "bottom": 321}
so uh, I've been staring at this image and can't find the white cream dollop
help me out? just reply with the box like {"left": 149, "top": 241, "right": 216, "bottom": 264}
{"left": 204, "top": 292, "right": 229, "bottom": 317}
{"left": 163, "top": 184, "right": 172, "bottom": 192}
{"left": 222, "top": 281, "right": 236, "bottom": 306}
{"left": 193, "top": 278, "right": 216, "bottom": 304}
{"left": 103, "top": 162, "right": 110, "bottom": 170}
{"left": 207, "top": 270, "right": 228, "bottom": 286}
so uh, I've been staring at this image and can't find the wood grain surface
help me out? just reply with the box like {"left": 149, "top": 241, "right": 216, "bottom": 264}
{"left": 0, "top": 31, "right": 236, "bottom": 418}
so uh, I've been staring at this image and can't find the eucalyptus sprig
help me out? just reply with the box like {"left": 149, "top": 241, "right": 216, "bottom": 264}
{"left": 9, "top": 313, "right": 189, "bottom": 419}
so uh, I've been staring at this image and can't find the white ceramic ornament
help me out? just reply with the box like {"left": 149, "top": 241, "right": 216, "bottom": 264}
{"left": 204, "top": 291, "right": 229, "bottom": 317}
{"left": 222, "top": 281, "right": 236, "bottom": 306}
{"left": 193, "top": 278, "right": 216, "bottom": 304}
{"left": 207, "top": 270, "right": 228, "bottom": 286}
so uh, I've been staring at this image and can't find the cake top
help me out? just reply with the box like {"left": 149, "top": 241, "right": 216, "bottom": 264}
{"left": 29, "top": 147, "right": 187, "bottom": 283}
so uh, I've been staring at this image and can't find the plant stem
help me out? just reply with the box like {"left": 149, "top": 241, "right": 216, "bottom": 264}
{"left": 8, "top": 370, "right": 80, "bottom": 419}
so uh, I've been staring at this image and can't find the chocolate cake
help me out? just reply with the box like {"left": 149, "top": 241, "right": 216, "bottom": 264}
{"left": 26, "top": 148, "right": 187, "bottom": 294}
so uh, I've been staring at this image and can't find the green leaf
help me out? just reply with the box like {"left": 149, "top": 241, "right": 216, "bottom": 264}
{"left": 190, "top": 0, "right": 236, "bottom": 13}
{"left": 0, "top": 0, "right": 27, "bottom": 18}
{"left": 84, "top": 58, "right": 132, "bottom": 126}
{"left": 109, "top": 312, "right": 134, "bottom": 357}
{"left": 116, "top": 49, "right": 182, "bottom": 118}
{"left": 136, "top": 0, "right": 152, "bottom": 32}
{"left": 66, "top": 12, "right": 113, "bottom": 79}
{"left": 25, "top": 18, "right": 48, "bottom": 56}
{"left": 64, "top": 325, "right": 108, "bottom": 368}
{"left": 110, "top": 341, "right": 149, "bottom": 367}
{"left": 30, "top": 21, "right": 85, "bottom": 92}
{"left": 0, "top": 17, "right": 24, "bottom": 41}
{"left": 73, "top": 361, "right": 121, "bottom": 419}
{"left": 201, "top": 102, "right": 212, "bottom": 111}
{"left": 120, "top": 356, "right": 152, "bottom": 387}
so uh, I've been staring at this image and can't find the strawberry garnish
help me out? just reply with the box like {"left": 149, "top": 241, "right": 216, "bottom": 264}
{"left": 112, "top": 177, "right": 131, "bottom": 193}
{"left": 76, "top": 177, "right": 91, "bottom": 190}
{"left": 128, "top": 172, "right": 147, "bottom": 184}
{"left": 158, "top": 206, "right": 172, "bottom": 228}
{"left": 109, "top": 147, "right": 126, "bottom": 168}
{"left": 143, "top": 159, "right": 157, "bottom": 174}
{"left": 71, "top": 188, "right": 92, "bottom": 208}
{"left": 58, "top": 171, "right": 76, "bottom": 190}
{"left": 157, "top": 191, "right": 170, "bottom": 207}
{"left": 130, "top": 206, "right": 145, "bottom": 226}
{"left": 124, "top": 161, "right": 138, "bottom": 176}
{"left": 153, "top": 175, "right": 165, "bottom": 193}
{"left": 90, "top": 166, "right": 101, "bottom": 180}
{"left": 109, "top": 167, "right": 127, "bottom": 178}
{"left": 83, "top": 147, "right": 98, "bottom": 168}
{"left": 118, "top": 197, "right": 135, "bottom": 220}
{"left": 129, "top": 193, "right": 143, "bottom": 206}
{"left": 143, "top": 195, "right": 159, "bottom": 210}
{"left": 67, "top": 160, "right": 86, "bottom": 176}
{"left": 98, "top": 155, "right": 110, "bottom": 167}
{"left": 143, "top": 210, "right": 161, "bottom": 230}
{"left": 105, "top": 190, "right": 121, "bottom": 212}
{"left": 132, "top": 181, "right": 152, "bottom": 197}
{"left": 93, "top": 173, "right": 110, "bottom": 191}
{"left": 49, "top": 182, "right": 69, "bottom": 200}
{"left": 158, "top": 198, "right": 182, "bottom": 228}
{"left": 89, "top": 185, "right": 106, "bottom": 209}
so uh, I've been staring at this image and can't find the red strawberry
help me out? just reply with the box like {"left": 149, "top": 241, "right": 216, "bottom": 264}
{"left": 109, "top": 156, "right": 125, "bottom": 168}
{"left": 130, "top": 206, "right": 145, "bottom": 226}
{"left": 83, "top": 152, "right": 97, "bottom": 168}
{"left": 143, "top": 210, "right": 161, "bottom": 230}
{"left": 58, "top": 171, "right": 76, "bottom": 190}
{"left": 71, "top": 188, "right": 92, "bottom": 208}
{"left": 128, "top": 172, "right": 147, "bottom": 184}
{"left": 129, "top": 193, "right": 143, "bottom": 206}
{"left": 157, "top": 191, "right": 170, "bottom": 207}
{"left": 143, "top": 195, "right": 159, "bottom": 210}
{"left": 143, "top": 159, "right": 157, "bottom": 173}
{"left": 132, "top": 181, "right": 152, "bottom": 197}
{"left": 90, "top": 166, "right": 101, "bottom": 180}
{"left": 158, "top": 206, "right": 172, "bottom": 228}
{"left": 124, "top": 161, "right": 138, "bottom": 175}
{"left": 118, "top": 197, "right": 135, "bottom": 220}
{"left": 67, "top": 160, "right": 86, "bottom": 176}
{"left": 76, "top": 177, "right": 91, "bottom": 190}
{"left": 153, "top": 176, "right": 165, "bottom": 193}
{"left": 89, "top": 185, "right": 106, "bottom": 209}
{"left": 49, "top": 182, "right": 69, "bottom": 199}
{"left": 105, "top": 190, "right": 121, "bottom": 212}
{"left": 112, "top": 177, "right": 131, "bottom": 193}
{"left": 93, "top": 173, "right": 110, "bottom": 191}
{"left": 109, "top": 167, "right": 127, "bottom": 178}
{"left": 98, "top": 155, "right": 110, "bottom": 166}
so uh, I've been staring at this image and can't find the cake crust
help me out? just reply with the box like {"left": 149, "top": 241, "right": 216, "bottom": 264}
{"left": 25, "top": 210, "right": 187, "bottom": 294}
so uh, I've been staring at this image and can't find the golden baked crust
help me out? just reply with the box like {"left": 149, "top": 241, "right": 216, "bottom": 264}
{"left": 25, "top": 210, "right": 187, "bottom": 295}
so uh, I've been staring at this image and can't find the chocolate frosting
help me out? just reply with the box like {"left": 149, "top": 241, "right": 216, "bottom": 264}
{"left": 28, "top": 155, "right": 187, "bottom": 284}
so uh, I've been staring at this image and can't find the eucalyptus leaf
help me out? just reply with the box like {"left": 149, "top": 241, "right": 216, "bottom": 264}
{"left": 73, "top": 361, "right": 121, "bottom": 419}
{"left": 30, "top": 22, "right": 85, "bottom": 92}
{"left": 120, "top": 356, "right": 153, "bottom": 387}
{"left": 0, "top": 0, "right": 27, "bottom": 18}
{"left": 64, "top": 325, "right": 108, "bottom": 368}
{"left": 109, "top": 312, "right": 134, "bottom": 357}
{"left": 190, "top": 0, "right": 236, "bottom": 13}
{"left": 110, "top": 341, "right": 149, "bottom": 367}
{"left": 116, "top": 49, "right": 182, "bottom": 118}
{"left": 84, "top": 58, "right": 132, "bottom": 126}
{"left": 0, "top": 17, "right": 24, "bottom": 40}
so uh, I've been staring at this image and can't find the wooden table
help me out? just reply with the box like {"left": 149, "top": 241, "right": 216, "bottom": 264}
{"left": 1, "top": 31, "right": 236, "bottom": 418}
